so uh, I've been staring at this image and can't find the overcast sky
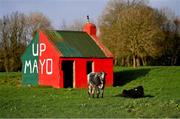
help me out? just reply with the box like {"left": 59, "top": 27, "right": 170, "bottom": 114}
{"left": 0, "top": 0, "right": 180, "bottom": 29}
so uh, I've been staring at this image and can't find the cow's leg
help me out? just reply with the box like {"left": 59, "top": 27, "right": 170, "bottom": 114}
{"left": 88, "top": 85, "right": 92, "bottom": 97}
{"left": 101, "top": 89, "right": 104, "bottom": 98}
{"left": 96, "top": 87, "right": 100, "bottom": 98}
{"left": 99, "top": 84, "right": 104, "bottom": 98}
{"left": 92, "top": 86, "right": 95, "bottom": 98}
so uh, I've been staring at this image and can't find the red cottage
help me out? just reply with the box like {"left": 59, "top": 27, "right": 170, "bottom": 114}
{"left": 21, "top": 22, "right": 114, "bottom": 88}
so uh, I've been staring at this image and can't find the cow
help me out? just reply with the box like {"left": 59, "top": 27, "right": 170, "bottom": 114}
{"left": 122, "top": 86, "right": 144, "bottom": 98}
{"left": 87, "top": 72, "right": 106, "bottom": 98}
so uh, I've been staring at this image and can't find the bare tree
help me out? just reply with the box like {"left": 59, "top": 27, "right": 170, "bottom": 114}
{"left": 0, "top": 12, "right": 53, "bottom": 72}
{"left": 0, "top": 12, "right": 27, "bottom": 72}
{"left": 27, "top": 12, "right": 52, "bottom": 37}
{"left": 161, "top": 15, "right": 180, "bottom": 65}
{"left": 60, "top": 19, "right": 85, "bottom": 31}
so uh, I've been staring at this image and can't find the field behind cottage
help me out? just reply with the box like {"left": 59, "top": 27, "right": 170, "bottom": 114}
{"left": 0, "top": 66, "right": 180, "bottom": 118}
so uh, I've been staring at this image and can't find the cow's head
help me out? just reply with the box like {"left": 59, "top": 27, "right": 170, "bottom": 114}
{"left": 99, "top": 72, "right": 106, "bottom": 84}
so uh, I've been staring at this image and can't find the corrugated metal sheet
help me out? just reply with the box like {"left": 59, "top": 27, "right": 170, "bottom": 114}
{"left": 44, "top": 30, "right": 106, "bottom": 58}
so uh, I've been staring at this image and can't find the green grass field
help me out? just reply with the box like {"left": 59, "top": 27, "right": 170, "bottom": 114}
{"left": 0, "top": 66, "right": 180, "bottom": 118}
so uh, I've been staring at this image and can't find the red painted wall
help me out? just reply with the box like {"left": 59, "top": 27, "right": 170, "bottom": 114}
{"left": 93, "top": 58, "right": 113, "bottom": 87}
{"left": 39, "top": 31, "right": 62, "bottom": 88}
{"left": 59, "top": 58, "right": 113, "bottom": 88}
{"left": 74, "top": 59, "right": 87, "bottom": 88}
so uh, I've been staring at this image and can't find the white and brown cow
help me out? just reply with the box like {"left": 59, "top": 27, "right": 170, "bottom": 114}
{"left": 87, "top": 72, "right": 106, "bottom": 98}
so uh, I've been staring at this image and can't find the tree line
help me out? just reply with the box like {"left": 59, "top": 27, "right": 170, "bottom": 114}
{"left": 0, "top": 0, "right": 180, "bottom": 72}
{"left": 0, "top": 12, "right": 52, "bottom": 72}
{"left": 99, "top": 0, "right": 180, "bottom": 67}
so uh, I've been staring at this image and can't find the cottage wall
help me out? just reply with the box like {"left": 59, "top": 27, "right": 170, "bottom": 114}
{"left": 59, "top": 58, "right": 113, "bottom": 88}
{"left": 93, "top": 58, "right": 113, "bottom": 87}
{"left": 39, "top": 31, "right": 62, "bottom": 88}
{"left": 21, "top": 33, "right": 39, "bottom": 85}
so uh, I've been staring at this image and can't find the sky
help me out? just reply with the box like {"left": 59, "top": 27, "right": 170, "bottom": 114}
{"left": 0, "top": 0, "right": 180, "bottom": 29}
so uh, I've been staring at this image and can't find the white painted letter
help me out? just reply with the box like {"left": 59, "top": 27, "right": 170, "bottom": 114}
{"left": 39, "top": 59, "right": 46, "bottom": 74}
{"left": 33, "top": 60, "right": 38, "bottom": 73}
{"left": 24, "top": 60, "right": 32, "bottom": 73}
{"left": 32, "top": 43, "right": 38, "bottom": 56}
{"left": 40, "top": 43, "right": 46, "bottom": 56}
{"left": 46, "top": 59, "right": 53, "bottom": 75}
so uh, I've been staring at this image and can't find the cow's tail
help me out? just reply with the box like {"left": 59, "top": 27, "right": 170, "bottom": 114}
{"left": 87, "top": 73, "right": 90, "bottom": 84}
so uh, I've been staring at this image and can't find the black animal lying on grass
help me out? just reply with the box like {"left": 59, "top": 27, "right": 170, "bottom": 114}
{"left": 122, "top": 86, "right": 144, "bottom": 98}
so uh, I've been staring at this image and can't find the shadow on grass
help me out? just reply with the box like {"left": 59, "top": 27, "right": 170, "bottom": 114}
{"left": 113, "top": 68, "right": 151, "bottom": 86}
{"left": 143, "top": 95, "right": 154, "bottom": 98}
{"left": 114, "top": 94, "right": 154, "bottom": 98}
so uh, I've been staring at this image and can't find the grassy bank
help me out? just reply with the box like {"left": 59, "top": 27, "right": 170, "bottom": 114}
{"left": 0, "top": 66, "right": 180, "bottom": 117}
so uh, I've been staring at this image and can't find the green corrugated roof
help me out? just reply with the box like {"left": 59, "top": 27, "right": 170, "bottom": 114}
{"left": 44, "top": 30, "right": 106, "bottom": 58}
